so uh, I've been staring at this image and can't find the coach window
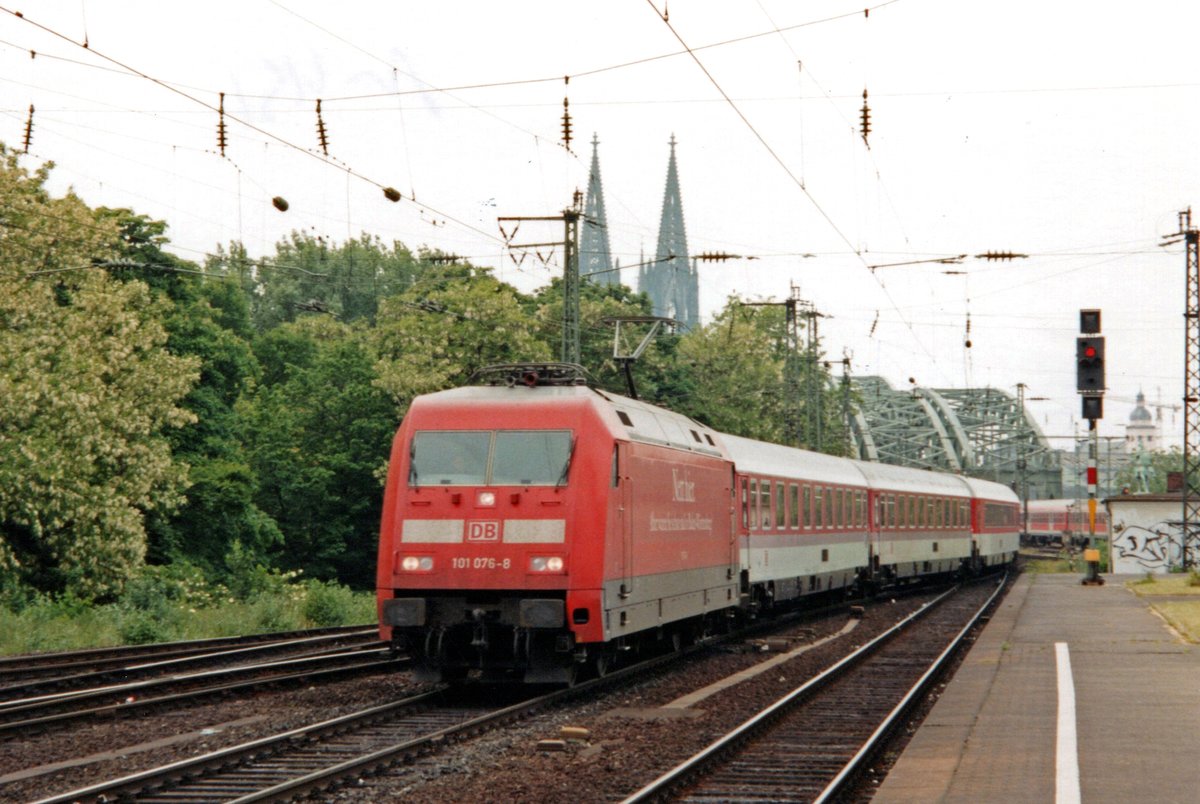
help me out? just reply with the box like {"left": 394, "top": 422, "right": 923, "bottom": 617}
{"left": 776, "top": 482, "right": 787, "bottom": 528}
{"left": 748, "top": 479, "right": 758, "bottom": 530}
{"left": 827, "top": 488, "right": 836, "bottom": 528}
{"left": 812, "top": 487, "right": 822, "bottom": 529}
{"left": 788, "top": 484, "right": 799, "bottom": 529}
{"left": 761, "top": 481, "right": 773, "bottom": 529}
{"left": 741, "top": 478, "right": 750, "bottom": 528}
{"left": 803, "top": 486, "right": 812, "bottom": 529}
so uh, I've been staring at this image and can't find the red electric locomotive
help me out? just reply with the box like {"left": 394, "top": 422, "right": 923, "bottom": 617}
{"left": 377, "top": 364, "right": 736, "bottom": 683}
{"left": 377, "top": 363, "right": 1018, "bottom": 683}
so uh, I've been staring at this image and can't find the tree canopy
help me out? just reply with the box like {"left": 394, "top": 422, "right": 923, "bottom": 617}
{"left": 0, "top": 143, "right": 847, "bottom": 602}
{"left": 0, "top": 148, "right": 199, "bottom": 598}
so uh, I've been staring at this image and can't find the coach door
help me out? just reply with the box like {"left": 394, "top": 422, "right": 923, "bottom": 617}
{"left": 869, "top": 491, "right": 882, "bottom": 579}
{"left": 618, "top": 442, "right": 634, "bottom": 599}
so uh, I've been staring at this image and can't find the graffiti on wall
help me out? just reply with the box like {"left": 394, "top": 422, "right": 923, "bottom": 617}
{"left": 1111, "top": 519, "right": 1200, "bottom": 572}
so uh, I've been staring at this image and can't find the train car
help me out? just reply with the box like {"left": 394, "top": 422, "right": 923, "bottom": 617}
{"left": 963, "top": 477, "right": 1022, "bottom": 566}
{"left": 377, "top": 364, "right": 1018, "bottom": 684}
{"left": 1024, "top": 499, "right": 1108, "bottom": 547}
{"left": 724, "top": 434, "right": 872, "bottom": 609}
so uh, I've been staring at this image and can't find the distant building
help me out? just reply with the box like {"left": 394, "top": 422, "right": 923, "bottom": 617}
{"left": 638, "top": 135, "right": 700, "bottom": 331}
{"left": 580, "top": 134, "right": 617, "bottom": 287}
{"left": 1124, "top": 389, "right": 1161, "bottom": 451}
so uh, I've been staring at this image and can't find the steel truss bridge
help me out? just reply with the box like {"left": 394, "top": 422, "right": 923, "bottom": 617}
{"left": 848, "top": 377, "right": 1062, "bottom": 500}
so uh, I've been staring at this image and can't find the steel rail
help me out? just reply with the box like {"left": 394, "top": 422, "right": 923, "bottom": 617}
{"left": 0, "top": 624, "right": 374, "bottom": 677}
{"left": 812, "top": 573, "right": 1008, "bottom": 803}
{"left": 33, "top": 633, "right": 705, "bottom": 804}
{"left": 0, "top": 628, "right": 380, "bottom": 699}
{"left": 621, "top": 575, "right": 1007, "bottom": 803}
{"left": 0, "top": 648, "right": 393, "bottom": 739}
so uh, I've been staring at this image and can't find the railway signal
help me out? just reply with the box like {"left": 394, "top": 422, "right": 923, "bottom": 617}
{"left": 1076, "top": 335, "right": 1106, "bottom": 399}
{"left": 1076, "top": 308, "right": 1104, "bottom": 585}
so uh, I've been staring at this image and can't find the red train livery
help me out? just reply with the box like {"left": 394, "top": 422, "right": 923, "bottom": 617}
{"left": 377, "top": 365, "right": 1018, "bottom": 683}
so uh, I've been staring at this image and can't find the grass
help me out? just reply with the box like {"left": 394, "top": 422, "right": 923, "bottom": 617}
{"left": 1126, "top": 573, "right": 1200, "bottom": 644}
{"left": 1125, "top": 573, "right": 1200, "bottom": 596}
{"left": 0, "top": 583, "right": 377, "bottom": 656}
{"left": 1153, "top": 602, "right": 1200, "bottom": 642}
{"left": 1021, "top": 543, "right": 1110, "bottom": 575}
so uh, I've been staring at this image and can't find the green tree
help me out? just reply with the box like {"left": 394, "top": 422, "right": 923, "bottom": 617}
{"left": 0, "top": 147, "right": 199, "bottom": 599}
{"left": 373, "top": 264, "right": 553, "bottom": 414}
{"left": 244, "top": 316, "right": 396, "bottom": 586}
{"left": 213, "top": 232, "right": 423, "bottom": 332}
{"left": 95, "top": 209, "right": 281, "bottom": 574}
{"left": 671, "top": 299, "right": 791, "bottom": 443}
{"left": 665, "top": 295, "right": 846, "bottom": 451}
{"left": 1114, "top": 447, "right": 1191, "bottom": 495}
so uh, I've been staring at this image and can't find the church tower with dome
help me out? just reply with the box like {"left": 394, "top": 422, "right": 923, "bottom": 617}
{"left": 1124, "top": 390, "right": 1160, "bottom": 451}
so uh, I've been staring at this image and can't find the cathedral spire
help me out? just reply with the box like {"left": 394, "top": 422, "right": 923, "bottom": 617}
{"left": 580, "top": 133, "right": 616, "bottom": 286}
{"left": 638, "top": 134, "right": 699, "bottom": 329}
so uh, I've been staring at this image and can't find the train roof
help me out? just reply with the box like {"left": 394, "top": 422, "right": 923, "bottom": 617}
{"left": 852, "top": 459, "right": 973, "bottom": 498}
{"left": 720, "top": 433, "right": 868, "bottom": 487}
{"left": 411, "top": 381, "right": 1018, "bottom": 505}
{"left": 957, "top": 475, "right": 1021, "bottom": 505}
{"left": 410, "top": 384, "right": 726, "bottom": 459}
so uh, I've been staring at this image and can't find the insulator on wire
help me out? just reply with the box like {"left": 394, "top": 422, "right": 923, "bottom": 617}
{"left": 21, "top": 104, "right": 34, "bottom": 152}
{"left": 383, "top": 187, "right": 401, "bottom": 203}
{"left": 217, "top": 92, "right": 228, "bottom": 157}
{"left": 975, "top": 250, "right": 1028, "bottom": 261}
{"left": 859, "top": 88, "right": 871, "bottom": 145}
{"left": 561, "top": 97, "right": 572, "bottom": 151}
{"left": 316, "top": 99, "right": 330, "bottom": 156}
{"left": 272, "top": 196, "right": 289, "bottom": 212}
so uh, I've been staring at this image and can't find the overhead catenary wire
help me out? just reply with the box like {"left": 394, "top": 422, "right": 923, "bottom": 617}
{"left": 0, "top": 5, "right": 503, "bottom": 247}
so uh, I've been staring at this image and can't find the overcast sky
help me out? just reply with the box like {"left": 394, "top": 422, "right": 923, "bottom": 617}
{"left": 3, "top": 1, "right": 1198, "bottom": 446}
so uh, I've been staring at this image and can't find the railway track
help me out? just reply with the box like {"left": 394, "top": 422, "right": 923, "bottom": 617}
{"left": 19, "top": 579, "right": 1002, "bottom": 802}
{"left": 30, "top": 634, "right": 703, "bottom": 803}
{"left": 0, "top": 625, "right": 378, "bottom": 691}
{"left": 622, "top": 575, "right": 1007, "bottom": 803}
{"left": 0, "top": 642, "right": 396, "bottom": 737}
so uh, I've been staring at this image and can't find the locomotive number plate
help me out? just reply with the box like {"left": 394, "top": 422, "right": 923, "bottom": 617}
{"left": 451, "top": 557, "right": 513, "bottom": 570}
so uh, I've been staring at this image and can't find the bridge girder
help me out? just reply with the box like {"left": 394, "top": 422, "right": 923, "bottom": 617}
{"left": 848, "top": 377, "right": 1062, "bottom": 498}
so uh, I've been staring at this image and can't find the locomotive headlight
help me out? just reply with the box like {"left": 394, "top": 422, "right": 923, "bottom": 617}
{"left": 529, "top": 555, "right": 565, "bottom": 573}
{"left": 477, "top": 491, "right": 496, "bottom": 507}
{"left": 400, "top": 556, "right": 434, "bottom": 572}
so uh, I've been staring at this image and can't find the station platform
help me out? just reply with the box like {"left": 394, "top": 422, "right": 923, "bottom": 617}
{"left": 874, "top": 572, "right": 1200, "bottom": 803}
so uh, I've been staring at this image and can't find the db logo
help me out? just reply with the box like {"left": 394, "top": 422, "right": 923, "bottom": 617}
{"left": 466, "top": 520, "right": 501, "bottom": 542}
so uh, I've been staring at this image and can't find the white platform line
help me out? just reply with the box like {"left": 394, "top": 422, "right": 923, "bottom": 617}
{"left": 1055, "top": 642, "right": 1081, "bottom": 804}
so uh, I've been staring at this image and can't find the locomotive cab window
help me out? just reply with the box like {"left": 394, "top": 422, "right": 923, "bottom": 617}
{"left": 410, "top": 430, "right": 573, "bottom": 487}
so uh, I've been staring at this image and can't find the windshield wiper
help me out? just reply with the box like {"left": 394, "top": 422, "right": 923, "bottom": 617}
{"left": 555, "top": 438, "right": 576, "bottom": 487}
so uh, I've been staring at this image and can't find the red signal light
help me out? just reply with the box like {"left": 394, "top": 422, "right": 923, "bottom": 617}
{"left": 1083, "top": 345, "right": 1097, "bottom": 359}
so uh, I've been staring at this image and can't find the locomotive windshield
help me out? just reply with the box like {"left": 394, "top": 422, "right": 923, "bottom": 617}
{"left": 410, "top": 430, "right": 573, "bottom": 487}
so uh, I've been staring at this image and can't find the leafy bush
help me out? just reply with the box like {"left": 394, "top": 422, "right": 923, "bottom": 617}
{"left": 119, "top": 609, "right": 177, "bottom": 644}
{"left": 302, "top": 580, "right": 361, "bottom": 627}
{"left": 250, "top": 594, "right": 304, "bottom": 632}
